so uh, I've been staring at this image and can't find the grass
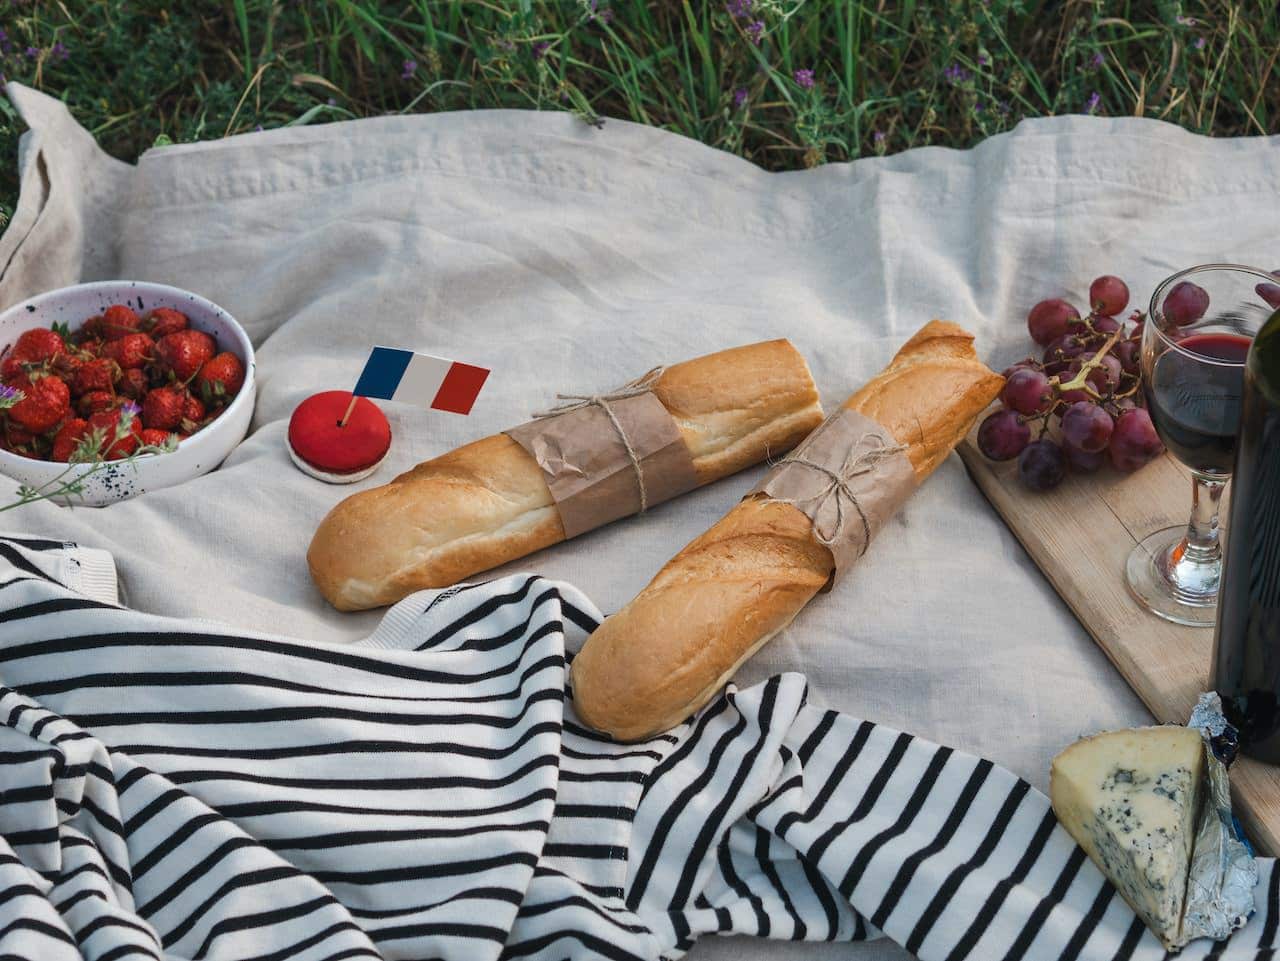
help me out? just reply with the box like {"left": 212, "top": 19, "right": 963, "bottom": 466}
{"left": 0, "top": 1, "right": 1277, "bottom": 225}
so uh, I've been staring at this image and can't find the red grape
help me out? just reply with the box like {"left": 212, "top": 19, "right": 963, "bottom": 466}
{"left": 1061, "top": 401, "right": 1114, "bottom": 453}
{"left": 977, "top": 410, "right": 1031, "bottom": 461}
{"left": 1114, "top": 339, "right": 1140, "bottom": 375}
{"left": 1109, "top": 408, "right": 1164, "bottom": 472}
{"left": 1000, "top": 368, "right": 1053, "bottom": 415}
{"left": 1257, "top": 282, "right": 1280, "bottom": 309}
{"left": 1089, "top": 315, "right": 1122, "bottom": 336}
{"left": 1028, "top": 299, "right": 1080, "bottom": 346}
{"left": 1089, "top": 275, "right": 1129, "bottom": 316}
{"left": 1018, "top": 439, "right": 1068, "bottom": 491}
{"left": 1084, "top": 353, "right": 1122, "bottom": 393}
{"left": 1162, "top": 281, "right": 1209, "bottom": 326}
{"left": 1065, "top": 444, "right": 1105, "bottom": 473}
{"left": 1043, "top": 333, "right": 1088, "bottom": 373}
{"left": 1001, "top": 360, "right": 1036, "bottom": 380}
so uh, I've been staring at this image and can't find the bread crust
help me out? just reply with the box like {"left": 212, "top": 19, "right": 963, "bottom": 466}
{"left": 571, "top": 320, "right": 1004, "bottom": 741}
{"left": 308, "top": 339, "right": 824, "bottom": 610}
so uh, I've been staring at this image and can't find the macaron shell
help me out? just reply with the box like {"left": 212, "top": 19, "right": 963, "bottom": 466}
{"left": 287, "top": 439, "right": 386, "bottom": 484}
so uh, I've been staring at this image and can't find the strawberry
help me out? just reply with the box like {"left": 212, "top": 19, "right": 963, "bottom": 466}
{"left": 8, "top": 376, "right": 70, "bottom": 433}
{"left": 103, "top": 332, "right": 154, "bottom": 370}
{"left": 142, "top": 387, "right": 185, "bottom": 431}
{"left": 118, "top": 367, "right": 148, "bottom": 400}
{"left": 78, "top": 315, "right": 104, "bottom": 341}
{"left": 194, "top": 352, "right": 245, "bottom": 404}
{"left": 140, "top": 428, "right": 176, "bottom": 449}
{"left": 1, "top": 327, "right": 65, "bottom": 379}
{"left": 77, "top": 389, "right": 115, "bottom": 418}
{"left": 12, "top": 328, "right": 64, "bottom": 363}
{"left": 2, "top": 421, "right": 36, "bottom": 452}
{"left": 101, "top": 305, "right": 141, "bottom": 341}
{"left": 146, "top": 308, "right": 189, "bottom": 339}
{"left": 51, "top": 418, "right": 90, "bottom": 462}
{"left": 88, "top": 407, "right": 142, "bottom": 459}
{"left": 181, "top": 393, "right": 205, "bottom": 428}
{"left": 155, "top": 330, "right": 215, "bottom": 381}
{"left": 72, "top": 357, "right": 120, "bottom": 396}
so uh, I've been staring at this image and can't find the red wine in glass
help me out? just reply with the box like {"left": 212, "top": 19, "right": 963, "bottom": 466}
{"left": 1144, "top": 332, "right": 1252, "bottom": 474}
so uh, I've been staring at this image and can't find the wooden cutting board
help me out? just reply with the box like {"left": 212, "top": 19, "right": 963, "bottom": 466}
{"left": 958, "top": 422, "right": 1280, "bottom": 856}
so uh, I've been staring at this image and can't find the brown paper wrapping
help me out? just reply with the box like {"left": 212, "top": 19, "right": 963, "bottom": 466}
{"left": 506, "top": 391, "right": 698, "bottom": 539}
{"left": 748, "top": 407, "right": 916, "bottom": 587}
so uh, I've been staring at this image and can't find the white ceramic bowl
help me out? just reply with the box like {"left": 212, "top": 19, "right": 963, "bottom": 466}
{"left": 0, "top": 281, "right": 256, "bottom": 506}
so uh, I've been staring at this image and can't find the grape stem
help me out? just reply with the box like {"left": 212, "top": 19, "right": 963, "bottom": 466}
{"left": 1050, "top": 327, "right": 1125, "bottom": 398}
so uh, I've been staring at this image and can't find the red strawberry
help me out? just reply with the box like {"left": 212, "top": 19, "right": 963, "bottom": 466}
{"left": 181, "top": 393, "right": 205, "bottom": 428}
{"left": 118, "top": 367, "right": 148, "bottom": 399}
{"left": 79, "top": 315, "right": 104, "bottom": 341}
{"left": 155, "top": 330, "right": 215, "bottom": 381}
{"left": 8, "top": 376, "right": 70, "bottom": 433}
{"left": 103, "top": 332, "right": 154, "bottom": 370}
{"left": 101, "top": 305, "right": 141, "bottom": 341}
{"left": 146, "top": 308, "right": 189, "bottom": 339}
{"left": 194, "top": 352, "right": 244, "bottom": 404}
{"left": 142, "top": 387, "right": 184, "bottom": 431}
{"left": 51, "top": 418, "right": 90, "bottom": 462}
{"left": 139, "top": 428, "right": 176, "bottom": 449}
{"left": 12, "top": 328, "right": 65, "bottom": 363}
{"left": 77, "top": 389, "right": 116, "bottom": 418}
{"left": 72, "top": 357, "right": 120, "bottom": 396}
{"left": 88, "top": 407, "right": 142, "bottom": 459}
{"left": 2, "top": 421, "right": 36, "bottom": 452}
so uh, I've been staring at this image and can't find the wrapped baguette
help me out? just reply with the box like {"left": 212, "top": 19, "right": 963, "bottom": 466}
{"left": 571, "top": 321, "right": 1004, "bottom": 741}
{"left": 309, "top": 340, "right": 824, "bottom": 610}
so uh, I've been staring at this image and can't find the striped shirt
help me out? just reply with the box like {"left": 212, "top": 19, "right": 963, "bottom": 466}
{"left": 0, "top": 535, "right": 1274, "bottom": 961}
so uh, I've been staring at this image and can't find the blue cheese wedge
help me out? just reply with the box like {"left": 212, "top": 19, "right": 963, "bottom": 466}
{"left": 1050, "top": 726, "right": 1205, "bottom": 950}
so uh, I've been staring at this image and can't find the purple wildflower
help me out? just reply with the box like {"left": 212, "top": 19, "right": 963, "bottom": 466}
{"left": 0, "top": 384, "right": 24, "bottom": 409}
{"left": 977, "top": 53, "right": 989, "bottom": 67}
{"left": 254, "top": 124, "right": 264, "bottom": 133}
{"left": 974, "top": 99, "right": 985, "bottom": 113}
{"left": 794, "top": 68, "right": 815, "bottom": 90}
{"left": 733, "top": 87, "right": 749, "bottom": 108}
{"left": 943, "top": 63, "right": 971, "bottom": 85}
{"left": 726, "top": 0, "right": 752, "bottom": 17}
{"left": 327, "top": 97, "right": 337, "bottom": 106}
{"left": 51, "top": 41, "right": 68, "bottom": 61}
{"left": 745, "top": 19, "right": 764, "bottom": 43}
{"left": 1194, "top": 36, "right": 1206, "bottom": 50}
{"left": 401, "top": 59, "right": 417, "bottom": 80}
{"left": 873, "top": 131, "right": 885, "bottom": 142}
{"left": 121, "top": 400, "right": 142, "bottom": 419}
{"left": 24, "top": 46, "right": 38, "bottom": 60}
{"left": 1090, "top": 52, "right": 1104, "bottom": 68}
{"left": 532, "top": 40, "right": 550, "bottom": 60}
{"left": 1085, "top": 91, "right": 1101, "bottom": 114}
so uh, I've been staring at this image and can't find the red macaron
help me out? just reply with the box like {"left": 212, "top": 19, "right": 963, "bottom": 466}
{"left": 288, "top": 391, "right": 391, "bottom": 483}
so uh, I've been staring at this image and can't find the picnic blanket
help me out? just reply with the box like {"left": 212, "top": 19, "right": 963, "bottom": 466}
{"left": 1, "top": 82, "right": 1279, "bottom": 960}
{"left": 0, "top": 535, "right": 1278, "bottom": 961}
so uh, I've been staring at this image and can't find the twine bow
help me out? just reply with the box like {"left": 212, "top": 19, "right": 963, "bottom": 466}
{"left": 773, "top": 433, "right": 908, "bottom": 558}
{"left": 532, "top": 367, "right": 665, "bottom": 513}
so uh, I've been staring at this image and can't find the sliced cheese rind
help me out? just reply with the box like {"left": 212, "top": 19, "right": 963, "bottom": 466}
{"left": 1050, "top": 726, "right": 1205, "bottom": 950}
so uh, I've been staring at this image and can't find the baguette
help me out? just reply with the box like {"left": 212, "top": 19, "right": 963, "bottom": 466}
{"left": 570, "top": 321, "right": 1004, "bottom": 741}
{"left": 308, "top": 339, "right": 824, "bottom": 610}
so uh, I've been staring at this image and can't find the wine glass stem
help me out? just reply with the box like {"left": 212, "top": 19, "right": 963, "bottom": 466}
{"left": 1182, "top": 473, "right": 1226, "bottom": 565}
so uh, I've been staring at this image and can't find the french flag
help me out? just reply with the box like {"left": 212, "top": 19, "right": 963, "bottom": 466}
{"left": 353, "top": 346, "right": 490, "bottom": 415}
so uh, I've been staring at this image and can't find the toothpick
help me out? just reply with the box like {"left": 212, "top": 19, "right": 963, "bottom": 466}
{"left": 338, "top": 393, "right": 359, "bottom": 428}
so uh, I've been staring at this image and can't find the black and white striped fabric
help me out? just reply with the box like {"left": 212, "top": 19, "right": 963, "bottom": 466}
{"left": 0, "top": 536, "right": 1276, "bottom": 961}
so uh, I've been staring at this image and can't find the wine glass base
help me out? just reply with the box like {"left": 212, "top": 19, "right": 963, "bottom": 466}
{"left": 1125, "top": 526, "right": 1219, "bottom": 627}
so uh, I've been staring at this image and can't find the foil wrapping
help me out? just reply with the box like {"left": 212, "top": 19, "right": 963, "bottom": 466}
{"left": 1178, "top": 692, "right": 1258, "bottom": 947}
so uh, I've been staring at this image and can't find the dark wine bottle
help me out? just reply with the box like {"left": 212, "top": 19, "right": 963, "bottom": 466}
{"left": 1212, "top": 306, "right": 1280, "bottom": 763}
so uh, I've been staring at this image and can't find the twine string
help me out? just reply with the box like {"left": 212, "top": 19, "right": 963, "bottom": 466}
{"left": 532, "top": 367, "right": 665, "bottom": 513}
{"left": 772, "top": 433, "right": 908, "bottom": 558}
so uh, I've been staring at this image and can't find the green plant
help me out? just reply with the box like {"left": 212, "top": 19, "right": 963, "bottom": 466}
{"left": 0, "top": 1, "right": 1276, "bottom": 228}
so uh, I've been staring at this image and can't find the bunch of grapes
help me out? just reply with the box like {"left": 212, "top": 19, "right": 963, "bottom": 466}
{"left": 977, "top": 274, "right": 1165, "bottom": 492}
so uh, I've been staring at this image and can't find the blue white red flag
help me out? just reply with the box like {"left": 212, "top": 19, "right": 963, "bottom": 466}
{"left": 352, "top": 346, "right": 490, "bottom": 415}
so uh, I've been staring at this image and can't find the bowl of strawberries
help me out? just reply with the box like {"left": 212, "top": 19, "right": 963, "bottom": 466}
{"left": 0, "top": 280, "right": 255, "bottom": 506}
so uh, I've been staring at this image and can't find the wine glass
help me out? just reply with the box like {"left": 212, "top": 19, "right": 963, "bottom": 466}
{"left": 1126, "top": 264, "right": 1275, "bottom": 627}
